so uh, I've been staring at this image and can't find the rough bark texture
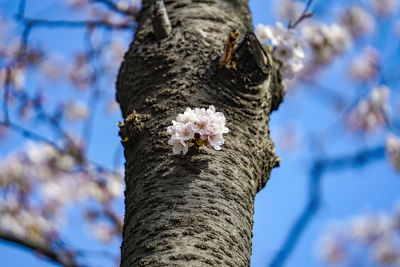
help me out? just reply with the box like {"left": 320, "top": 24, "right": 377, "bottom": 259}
{"left": 116, "top": 0, "right": 284, "bottom": 266}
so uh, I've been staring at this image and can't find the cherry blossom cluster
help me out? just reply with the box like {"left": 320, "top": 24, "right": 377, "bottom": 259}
{"left": 340, "top": 6, "right": 375, "bottom": 39}
{"left": 317, "top": 201, "right": 400, "bottom": 265}
{"left": 349, "top": 47, "right": 379, "bottom": 82}
{"left": 301, "top": 22, "right": 352, "bottom": 66}
{"left": 255, "top": 22, "right": 306, "bottom": 79}
{"left": 386, "top": 134, "right": 400, "bottom": 171}
{"left": 301, "top": 6, "right": 376, "bottom": 72}
{"left": 271, "top": 3, "right": 376, "bottom": 76}
{"left": 254, "top": 7, "right": 374, "bottom": 79}
{"left": 369, "top": 0, "right": 398, "bottom": 17}
{"left": 0, "top": 142, "right": 124, "bottom": 244}
{"left": 348, "top": 86, "right": 390, "bottom": 132}
{"left": 167, "top": 106, "right": 229, "bottom": 155}
{"left": 0, "top": 195, "right": 57, "bottom": 245}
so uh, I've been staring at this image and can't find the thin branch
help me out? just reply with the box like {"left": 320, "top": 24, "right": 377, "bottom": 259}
{"left": 0, "top": 231, "right": 81, "bottom": 267}
{"left": 269, "top": 146, "right": 386, "bottom": 267}
{"left": 7, "top": 86, "right": 72, "bottom": 143}
{"left": 288, "top": 0, "right": 314, "bottom": 29}
{"left": 2, "top": 69, "right": 11, "bottom": 123}
{"left": 104, "top": 205, "right": 123, "bottom": 233}
{"left": 1, "top": 121, "right": 61, "bottom": 149}
{"left": 17, "top": 21, "right": 32, "bottom": 59}
{"left": 17, "top": 0, "right": 26, "bottom": 17}
{"left": 16, "top": 16, "right": 135, "bottom": 30}
{"left": 0, "top": 120, "right": 121, "bottom": 176}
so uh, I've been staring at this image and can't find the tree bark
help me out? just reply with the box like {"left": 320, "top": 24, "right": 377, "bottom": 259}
{"left": 116, "top": 0, "right": 284, "bottom": 266}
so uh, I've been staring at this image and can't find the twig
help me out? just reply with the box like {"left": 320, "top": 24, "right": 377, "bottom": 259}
{"left": 17, "top": 0, "right": 26, "bottom": 17}
{"left": 288, "top": 0, "right": 314, "bottom": 29}
{"left": 16, "top": 16, "right": 135, "bottom": 30}
{"left": 2, "top": 69, "right": 11, "bottom": 123}
{"left": 0, "top": 120, "right": 121, "bottom": 176}
{"left": 104, "top": 205, "right": 123, "bottom": 233}
{"left": 1, "top": 121, "right": 61, "bottom": 149}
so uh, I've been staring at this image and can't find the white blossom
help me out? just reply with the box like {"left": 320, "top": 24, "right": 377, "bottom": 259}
{"left": 394, "top": 201, "right": 400, "bottom": 230}
{"left": 106, "top": 174, "right": 124, "bottom": 198}
{"left": 104, "top": 13, "right": 127, "bottom": 25}
{"left": 350, "top": 214, "right": 394, "bottom": 244}
{"left": 373, "top": 239, "right": 400, "bottom": 264}
{"left": 0, "top": 141, "right": 124, "bottom": 247}
{"left": 386, "top": 134, "right": 400, "bottom": 171}
{"left": 0, "top": 66, "right": 27, "bottom": 91}
{"left": 103, "top": 39, "right": 126, "bottom": 69}
{"left": 255, "top": 24, "right": 270, "bottom": 43}
{"left": 41, "top": 178, "right": 78, "bottom": 210}
{"left": 301, "top": 21, "right": 351, "bottom": 66}
{"left": 116, "top": 0, "right": 140, "bottom": 12}
{"left": 317, "top": 231, "right": 347, "bottom": 263}
{"left": 25, "top": 142, "right": 54, "bottom": 166}
{"left": 65, "top": 101, "right": 89, "bottom": 121}
{"left": 167, "top": 106, "right": 229, "bottom": 155}
{"left": 168, "top": 137, "right": 189, "bottom": 155}
{"left": 349, "top": 47, "right": 379, "bottom": 82}
{"left": 0, "top": 196, "right": 57, "bottom": 244}
{"left": 317, "top": 203, "right": 400, "bottom": 266}
{"left": 348, "top": 86, "right": 390, "bottom": 132}
{"left": 116, "top": 1, "right": 130, "bottom": 12}
{"left": 396, "top": 20, "right": 400, "bottom": 37}
{"left": 340, "top": 6, "right": 375, "bottom": 38}
{"left": 255, "top": 22, "right": 306, "bottom": 79}
{"left": 175, "top": 122, "right": 195, "bottom": 141}
{"left": 369, "top": 0, "right": 398, "bottom": 17}
{"left": 39, "top": 54, "right": 64, "bottom": 80}
{"left": 92, "top": 223, "right": 114, "bottom": 243}
{"left": 208, "top": 132, "right": 225, "bottom": 150}
{"left": 66, "top": 0, "right": 89, "bottom": 8}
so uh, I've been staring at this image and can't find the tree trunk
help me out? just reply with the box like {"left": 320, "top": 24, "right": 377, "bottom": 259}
{"left": 116, "top": 0, "right": 283, "bottom": 266}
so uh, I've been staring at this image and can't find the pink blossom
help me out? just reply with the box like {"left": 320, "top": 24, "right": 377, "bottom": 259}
{"left": 349, "top": 47, "right": 379, "bottom": 82}
{"left": 340, "top": 6, "right": 375, "bottom": 38}
{"left": 168, "top": 137, "right": 189, "bottom": 155}
{"left": 386, "top": 134, "right": 400, "bottom": 171}
{"left": 167, "top": 106, "right": 229, "bottom": 154}
{"left": 256, "top": 22, "right": 306, "bottom": 79}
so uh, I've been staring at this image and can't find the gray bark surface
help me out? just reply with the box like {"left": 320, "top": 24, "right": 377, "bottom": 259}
{"left": 117, "top": 0, "right": 284, "bottom": 266}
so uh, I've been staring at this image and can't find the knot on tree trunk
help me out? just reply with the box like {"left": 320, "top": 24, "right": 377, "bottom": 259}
{"left": 217, "top": 30, "right": 285, "bottom": 112}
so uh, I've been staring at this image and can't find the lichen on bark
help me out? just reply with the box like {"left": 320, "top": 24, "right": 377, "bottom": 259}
{"left": 116, "top": 0, "right": 284, "bottom": 266}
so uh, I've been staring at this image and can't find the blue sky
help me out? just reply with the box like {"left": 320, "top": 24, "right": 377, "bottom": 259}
{"left": 0, "top": 0, "right": 399, "bottom": 266}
